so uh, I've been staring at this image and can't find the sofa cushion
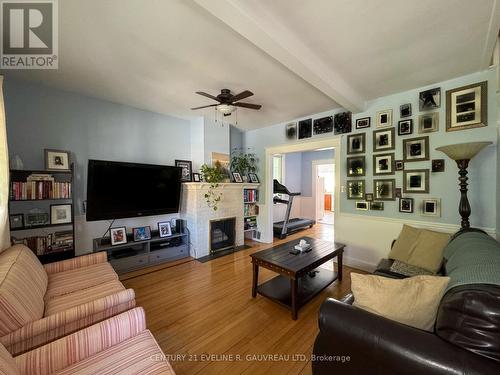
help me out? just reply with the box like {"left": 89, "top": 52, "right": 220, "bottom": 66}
{"left": 45, "top": 262, "right": 118, "bottom": 300}
{"left": 351, "top": 273, "right": 450, "bottom": 331}
{"left": 389, "top": 225, "right": 420, "bottom": 261}
{"left": 54, "top": 330, "right": 174, "bottom": 374}
{"left": 44, "top": 280, "right": 125, "bottom": 316}
{"left": 0, "top": 245, "right": 48, "bottom": 336}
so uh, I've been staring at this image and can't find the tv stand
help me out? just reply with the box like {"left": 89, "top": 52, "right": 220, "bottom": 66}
{"left": 92, "top": 230, "right": 189, "bottom": 274}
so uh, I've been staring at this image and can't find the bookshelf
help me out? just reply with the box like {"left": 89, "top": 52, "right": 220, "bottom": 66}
{"left": 243, "top": 187, "right": 259, "bottom": 234}
{"left": 9, "top": 164, "right": 75, "bottom": 264}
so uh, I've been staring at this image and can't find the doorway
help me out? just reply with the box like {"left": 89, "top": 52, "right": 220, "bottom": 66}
{"left": 313, "top": 162, "right": 335, "bottom": 225}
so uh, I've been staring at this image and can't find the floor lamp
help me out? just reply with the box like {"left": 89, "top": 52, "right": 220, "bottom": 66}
{"left": 436, "top": 141, "right": 492, "bottom": 229}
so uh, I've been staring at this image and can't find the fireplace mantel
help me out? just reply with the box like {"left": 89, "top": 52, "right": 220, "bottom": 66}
{"left": 183, "top": 182, "right": 259, "bottom": 190}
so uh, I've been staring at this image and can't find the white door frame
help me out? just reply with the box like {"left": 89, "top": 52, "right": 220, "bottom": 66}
{"left": 312, "top": 159, "right": 335, "bottom": 220}
{"left": 263, "top": 138, "right": 341, "bottom": 243}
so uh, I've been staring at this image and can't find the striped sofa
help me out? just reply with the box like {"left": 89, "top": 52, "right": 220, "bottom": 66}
{"left": 0, "top": 245, "right": 136, "bottom": 356}
{"left": 0, "top": 307, "right": 175, "bottom": 374}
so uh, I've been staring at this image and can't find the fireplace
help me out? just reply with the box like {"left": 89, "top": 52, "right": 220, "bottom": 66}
{"left": 209, "top": 217, "right": 236, "bottom": 254}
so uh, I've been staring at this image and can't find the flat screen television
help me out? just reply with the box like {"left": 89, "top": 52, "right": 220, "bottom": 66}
{"left": 86, "top": 159, "right": 182, "bottom": 221}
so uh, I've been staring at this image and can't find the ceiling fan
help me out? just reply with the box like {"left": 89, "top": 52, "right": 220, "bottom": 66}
{"left": 191, "top": 89, "right": 262, "bottom": 116}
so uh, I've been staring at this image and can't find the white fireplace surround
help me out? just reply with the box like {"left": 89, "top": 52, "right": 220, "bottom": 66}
{"left": 180, "top": 182, "right": 259, "bottom": 258}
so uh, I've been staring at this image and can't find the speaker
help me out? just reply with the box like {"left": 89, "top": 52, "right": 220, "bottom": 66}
{"left": 176, "top": 219, "right": 187, "bottom": 234}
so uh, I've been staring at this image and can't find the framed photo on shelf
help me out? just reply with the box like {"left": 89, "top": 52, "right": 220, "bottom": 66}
{"left": 110, "top": 227, "right": 127, "bottom": 246}
{"left": 374, "top": 179, "right": 396, "bottom": 201}
{"left": 286, "top": 122, "right": 297, "bottom": 140}
{"left": 419, "top": 87, "right": 441, "bottom": 111}
{"left": 158, "top": 221, "right": 172, "bottom": 238}
{"left": 373, "top": 153, "right": 395, "bottom": 176}
{"left": 422, "top": 198, "right": 441, "bottom": 217}
{"left": 403, "top": 169, "right": 430, "bottom": 194}
{"left": 399, "top": 197, "right": 414, "bottom": 213}
{"left": 232, "top": 172, "right": 243, "bottom": 183}
{"left": 376, "top": 109, "right": 392, "bottom": 128}
{"left": 248, "top": 173, "right": 260, "bottom": 183}
{"left": 446, "top": 81, "right": 487, "bottom": 132}
{"left": 347, "top": 180, "right": 365, "bottom": 200}
{"left": 347, "top": 133, "right": 365, "bottom": 154}
{"left": 9, "top": 214, "right": 24, "bottom": 229}
{"left": 45, "top": 149, "right": 71, "bottom": 170}
{"left": 50, "top": 204, "right": 72, "bottom": 224}
{"left": 418, "top": 112, "right": 439, "bottom": 133}
{"left": 192, "top": 173, "right": 201, "bottom": 182}
{"left": 355, "top": 117, "right": 370, "bottom": 129}
{"left": 403, "top": 136, "right": 429, "bottom": 162}
{"left": 175, "top": 160, "right": 193, "bottom": 182}
{"left": 400, "top": 103, "right": 412, "bottom": 118}
{"left": 133, "top": 226, "right": 152, "bottom": 242}
{"left": 373, "top": 128, "right": 395, "bottom": 152}
{"left": 370, "top": 201, "right": 384, "bottom": 211}
{"left": 346, "top": 156, "right": 365, "bottom": 177}
{"left": 298, "top": 119, "right": 312, "bottom": 139}
{"left": 25, "top": 212, "right": 49, "bottom": 226}
{"left": 355, "top": 201, "right": 369, "bottom": 211}
{"left": 398, "top": 119, "right": 413, "bottom": 135}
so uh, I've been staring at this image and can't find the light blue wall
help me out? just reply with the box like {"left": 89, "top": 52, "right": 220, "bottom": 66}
{"left": 301, "top": 150, "right": 334, "bottom": 196}
{"left": 244, "top": 69, "right": 498, "bottom": 229}
{"left": 4, "top": 78, "right": 192, "bottom": 215}
{"left": 283, "top": 152, "right": 302, "bottom": 193}
{"left": 230, "top": 125, "right": 243, "bottom": 153}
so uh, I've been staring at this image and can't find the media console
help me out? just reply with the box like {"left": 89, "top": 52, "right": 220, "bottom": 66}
{"left": 93, "top": 230, "right": 189, "bottom": 274}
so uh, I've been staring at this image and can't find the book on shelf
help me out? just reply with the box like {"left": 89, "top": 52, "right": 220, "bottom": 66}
{"left": 244, "top": 203, "right": 259, "bottom": 217}
{"left": 12, "top": 230, "right": 73, "bottom": 255}
{"left": 10, "top": 180, "right": 71, "bottom": 200}
{"left": 243, "top": 189, "right": 259, "bottom": 203}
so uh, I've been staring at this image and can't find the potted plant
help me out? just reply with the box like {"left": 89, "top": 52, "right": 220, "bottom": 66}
{"left": 230, "top": 152, "right": 258, "bottom": 181}
{"left": 200, "top": 164, "right": 225, "bottom": 211}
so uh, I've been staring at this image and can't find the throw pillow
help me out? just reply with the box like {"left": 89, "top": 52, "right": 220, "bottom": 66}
{"left": 351, "top": 273, "right": 450, "bottom": 331}
{"left": 389, "top": 259, "right": 434, "bottom": 277}
{"left": 388, "top": 224, "right": 419, "bottom": 262}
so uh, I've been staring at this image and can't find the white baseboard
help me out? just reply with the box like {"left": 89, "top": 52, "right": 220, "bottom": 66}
{"left": 340, "top": 255, "right": 377, "bottom": 273}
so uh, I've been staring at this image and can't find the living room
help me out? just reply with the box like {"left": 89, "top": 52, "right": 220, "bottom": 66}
{"left": 0, "top": 1, "right": 500, "bottom": 374}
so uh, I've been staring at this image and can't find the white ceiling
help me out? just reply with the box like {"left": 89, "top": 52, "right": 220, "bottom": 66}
{"left": 2, "top": 0, "right": 499, "bottom": 130}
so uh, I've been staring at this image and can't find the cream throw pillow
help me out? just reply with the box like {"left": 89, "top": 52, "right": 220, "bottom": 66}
{"left": 388, "top": 225, "right": 450, "bottom": 273}
{"left": 351, "top": 273, "right": 450, "bottom": 331}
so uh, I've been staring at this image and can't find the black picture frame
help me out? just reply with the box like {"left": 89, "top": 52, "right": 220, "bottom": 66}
{"left": 370, "top": 201, "right": 384, "bottom": 211}
{"left": 398, "top": 119, "right": 413, "bottom": 136}
{"left": 192, "top": 173, "right": 201, "bottom": 182}
{"left": 44, "top": 149, "right": 71, "bottom": 171}
{"left": 365, "top": 193, "right": 373, "bottom": 202}
{"left": 50, "top": 204, "right": 72, "bottom": 225}
{"left": 418, "top": 112, "right": 439, "bottom": 133}
{"left": 175, "top": 160, "right": 193, "bottom": 182}
{"left": 333, "top": 112, "right": 352, "bottom": 135}
{"left": 133, "top": 226, "right": 152, "bottom": 242}
{"left": 347, "top": 156, "right": 365, "bottom": 177}
{"left": 400, "top": 103, "right": 412, "bottom": 118}
{"left": 373, "top": 153, "right": 395, "bottom": 176}
{"left": 298, "top": 119, "right": 312, "bottom": 139}
{"left": 419, "top": 87, "right": 441, "bottom": 111}
{"left": 399, "top": 198, "right": 414, "bottom": 213}
{"left": 314, "top": 116, "right": 334, "bottom": 135}
{"left": 432, "top": 159, "right": 445, "bottom": 172}
{"left": 403, "top": 169, "right": 430, "bottom": 194}
{"left": 373, "top": 179, "right": 396, "bottom": 201}
{"left": 9, "top": 214, "right": 24, "bottom": 229}
{"left": 373, "top": 128, "right": 395, "bottom": 152}
{"left": 403, "top": 136, "right": 429, "bottom": 162}
{"left": 286, "top": 122, "right": 297, "bottom": 140}
{"left": 395, "top": 160, "right": 404, "bottom": 171}
{"left": 347, "top": 133, "right": 366, "bottom": 155}
{"left": 422, "top": 198, "right": 441, "bottom": 217}
{"left": 355, "top": 117, "right": 370, "bottom": 129}
{"left": 355, "top": 201, "right": 369, "bottom": 210}
{"left": 395, "top": 188, "right": 402, "bottom": 198}
{"left": 232, "top": 172, "right": 243, "bottom": 183}
{"left": 248, "top": 173, "right": 260, "bottom": 183}
{"left": 376, "top": 109, "right": 392, "bottom": 128}
{"left": 347, "top": 180, "right": 365, "bottom": 200}
{"left": 158, "top": 221, "right": 172, "bottom": 238}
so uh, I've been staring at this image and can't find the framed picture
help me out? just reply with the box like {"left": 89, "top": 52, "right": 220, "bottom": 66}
{"left": 422, "top": 198, "right": 441, "bottom": 217}
{"left": 419, "top": 87, "right": 441, "bottom": 111}
{"left": 133, "top": 226, "right": 152, "bottom": 242}
{"left": 418, "top": 112, "right": 439, "bottom": 133}
{"left": 400, "top": 103, "right": 412, "bottom": 118}
{"left": 370, "top": 201, "right": 384, "bottom": 211}
{"left": 347, "top": 133, "right": 365, "bottom": 155}
{"left": 399, "top": 198, "right": 414, "bottom": 213}
{"left": 374, "top": 179, "right": 396, "bottom": 201}
{"left": 356, "top": 117, "right": 370, "bottom": 129}
{"left": 110, "top": 227, "right": 127, "bottom": 246}
{"left": 298, "top": 119, "right": 312, "bottom": 139}
{"left": 365, "top": 193, "right": 373, "bottom": 202}
{"left": 314, "top": 116, "right": 334, "bottom": 135}
{"left": 446, "top": 81, "right": 487, "bottom": 132}
{"left": 333, "top": 112, "right": 352, "bottom": 134}
{"left": 395, "top": 188, "right": 402, "bottom": 198}
{"left": 432, "top": 159, "right": 445, "bottom": 172}
{"left": 158, "top": 221, "right": 172, "bottom": 238}
{"left": 376, "top": 109, "right": 392, "bottom": 128}
{"left": 232, "top": 172, "right": 243, "bottom": 183}
{"left": 50, "top": 204, "right": 72, "bottom": 224}
{"left": 373, "top": 128, "right": 395, "bottom": 152}
{"left": 9, "top": 214, "right": 24, "bottom": 229}
{"left": 398, "top": 119, "right": 413, "bottom": 135}
{"left": 175, "top": 160, "right": 192, "bottom": 182}
{"left": 355, "top": 201, "right": 369, "bottom": 211}
{"left": 248, "top": 173, "right": 260, "bottom": 183}
{"left": 45, "top": 149, "right": 70, "bottom": 170}
{"left": 373, "top": 153, "right": 395, "bottom": 176}
{"left": 403, "top": 169, "right": 430, "bottom": 194}
{"left": 403, "top": 136, "right": 429, "bottom": 162}
{"left": 25, "top": 212, "right": 49, "bottom": 226}
{"left": 286, "top": 122, "right": 297, "bottom": 140}
{"left": 347, "top": 180, "right": 365, "bottom": 200}
{"left": 395, "top": 160, "right": 404, "bottom": 171}
{"left": 192, "top": 173, "right": 201, "bottom": 182}
{"left": 347, "top": 156, "right": 365, "bottom": 177}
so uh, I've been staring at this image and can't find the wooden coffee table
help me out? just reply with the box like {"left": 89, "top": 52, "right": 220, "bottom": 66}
{"left": 250, "top": 237, "right": 345, "bottom": 319}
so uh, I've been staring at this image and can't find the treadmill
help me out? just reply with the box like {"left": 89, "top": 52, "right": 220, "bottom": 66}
{"left": 273, "top": 179, "right": 315, "bottom": 239}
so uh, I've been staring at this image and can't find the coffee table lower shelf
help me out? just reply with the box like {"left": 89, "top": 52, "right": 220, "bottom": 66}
{"left": 256, "top": 268, "right": 337, "bottom": 312}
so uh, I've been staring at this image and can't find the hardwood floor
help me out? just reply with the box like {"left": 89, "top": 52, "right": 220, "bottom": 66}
{"left": 123, "top": 224, "right": 364, "bottom": 375}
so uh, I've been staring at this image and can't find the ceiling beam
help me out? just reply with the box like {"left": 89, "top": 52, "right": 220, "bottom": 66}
{"left": 193, "top": 0, "right": 366, "bottom": 113}
{"left": 481, "top": 0, "right": 500, "bottom": 69}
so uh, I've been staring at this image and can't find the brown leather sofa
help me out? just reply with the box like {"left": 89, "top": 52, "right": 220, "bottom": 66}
{"left": 312, "top": 230, "right": 500, "bottom": 374}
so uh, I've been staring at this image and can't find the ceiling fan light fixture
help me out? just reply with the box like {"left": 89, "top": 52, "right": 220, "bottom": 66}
{"left": 216, "top": 104, "right": 236, "bottom": 114}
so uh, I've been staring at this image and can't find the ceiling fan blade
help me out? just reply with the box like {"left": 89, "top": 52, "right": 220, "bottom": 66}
{"left": 230, "top": 90, "right": 254, "bottom": 102}
{"left": 195, "top": 91, "right": 220, "bottom": 102}
{"left": 191, "top": 104, "right": 218, "bottom": 110}
{"left": 234, "top": 102, "right": 262, "bottom": 110}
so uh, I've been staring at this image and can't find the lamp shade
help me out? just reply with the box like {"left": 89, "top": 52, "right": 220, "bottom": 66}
{"left": 435, "top": 142, "right": 492, "bottom": 161}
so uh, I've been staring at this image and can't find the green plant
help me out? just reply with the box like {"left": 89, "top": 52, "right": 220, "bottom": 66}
{"left": 230, "top": 152, "right": 258, "bottom": 176}
{"left": 200, "top": 164, "right": 224, "bottom": 211}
